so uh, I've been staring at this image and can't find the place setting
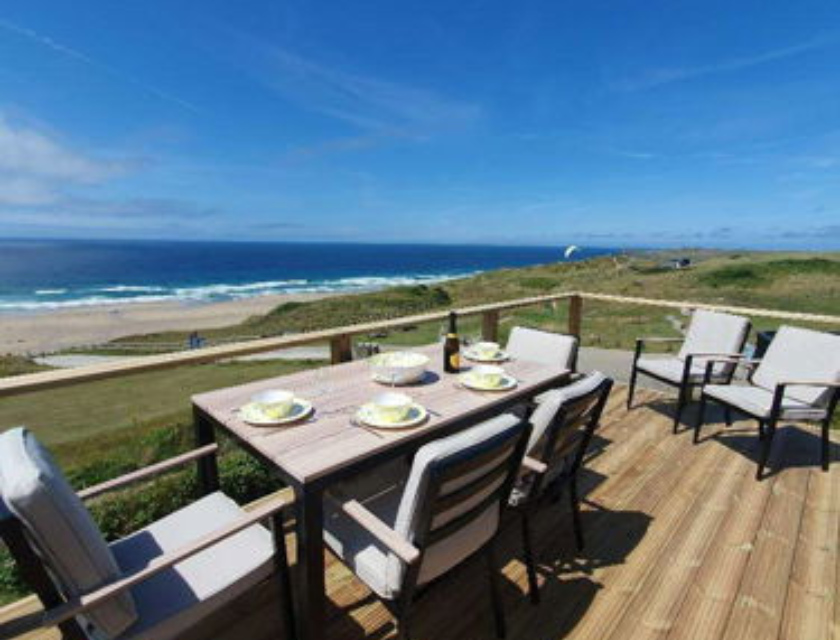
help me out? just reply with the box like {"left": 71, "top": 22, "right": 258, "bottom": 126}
{"left": 238, "top": 389, "right": 314, "bottom": 427}
{"left": 462, "top": 339, "right": 511, "bottom": 364}
{"left": 354, "top": 391, "right": 429, "bottom": 431}
{"left": 458, "top": 364, "right": 518, "bottom": 392}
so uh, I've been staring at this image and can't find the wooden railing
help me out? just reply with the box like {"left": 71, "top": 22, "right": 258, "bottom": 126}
{"left": 1, "top": 291, "right": 838, "bottom": 399}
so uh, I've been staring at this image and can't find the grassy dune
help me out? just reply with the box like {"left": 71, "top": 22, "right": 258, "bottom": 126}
{"left": 104, "top": 250, "right": 840, "bottom": 352}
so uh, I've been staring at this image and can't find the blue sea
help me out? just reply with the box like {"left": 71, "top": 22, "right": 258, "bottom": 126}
{"left": 0, "top": 239, "right": 617, "bottom": 312}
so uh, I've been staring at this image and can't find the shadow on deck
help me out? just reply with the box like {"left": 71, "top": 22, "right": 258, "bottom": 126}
{"left": 6, "top": 386, "right": 838, "bottom": 640}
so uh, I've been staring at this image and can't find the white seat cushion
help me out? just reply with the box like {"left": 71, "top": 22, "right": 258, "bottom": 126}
{"left": 704, "top": 384, "right": 828, "bottom": 421}
{"left": 0, "top": 428, "right": 137, "bottom": 637}
{"left": 113, "top": 492, "right": 274, "bottom": 640}
{"left": 752, "top": 326, "right": 840, "bottom": 407}
{"left": 506, "top": 326, "right": 578, "bottom": 371}
{"left": 636, "top": 356, "right": 728, "bottom": 385}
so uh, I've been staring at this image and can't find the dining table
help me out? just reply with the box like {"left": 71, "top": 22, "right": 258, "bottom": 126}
{"left": 191, "top": 343, "right": 570, "bottom": 640}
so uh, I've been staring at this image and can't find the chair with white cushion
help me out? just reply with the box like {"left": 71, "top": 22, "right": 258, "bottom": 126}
{"left": 506, "top": 326, "right": 579, "bottom": 373}
{"left": 322, "top": 414, "right": 530, "bottom": 639}
{"left": 628, "top": 309, "right": 751, "bottom": 432}
{"left": 0, "top": 427, "right": 294, "bottom": 640}
{"left": 508, "top": 372, "right": 613, "bottom": 603}
{"left": 695, "top": 326, "right": 840, "bottom": 479}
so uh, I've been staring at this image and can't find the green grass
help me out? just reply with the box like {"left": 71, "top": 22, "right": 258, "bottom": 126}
{"left": 0, "top": 359, "right": 318, "bottom": 465}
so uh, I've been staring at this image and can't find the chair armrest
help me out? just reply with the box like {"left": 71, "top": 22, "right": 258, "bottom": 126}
{"left": 777, "top": 380, "right": 840, "bottom": 389}
{"left": 78, "top": 444, "right": 219, "bottom": 500}
{"left": 0, "top": 490, "right": 293, "bottom": 638}
{"left": 325, "top": 489, "right": 420, "bottom": 566}
{"left": 521, "top": 456, "right": 548, "bottom": 475}
{"left": 685, "top": 352, "right": 744, "bottom": 359}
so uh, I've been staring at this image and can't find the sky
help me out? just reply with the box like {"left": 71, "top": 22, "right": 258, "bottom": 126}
{"left": 0, "top": 0, "right": 839, "bottom": 249}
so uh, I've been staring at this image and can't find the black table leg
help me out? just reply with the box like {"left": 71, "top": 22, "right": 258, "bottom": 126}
{"left": 193, "top": 407, "right": 220, "bottom": 495}
{"left": 295, "top": 483, "right": 326, "bottom": 640}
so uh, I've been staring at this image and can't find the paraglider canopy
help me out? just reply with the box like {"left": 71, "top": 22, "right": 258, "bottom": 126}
{"left": 564, "top": 245, "right": 579, "bottom": 260}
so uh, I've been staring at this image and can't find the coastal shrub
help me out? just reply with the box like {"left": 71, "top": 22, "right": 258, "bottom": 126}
{"left": 699, "top": 258, "right": 840, "bottom": 289}
{"left": 518, "top": 276, "right": 558, "bottom": 290}
{"left": 252, "top": 285, "right": 453, "bottom": 333}
{"left": 0, "top": 355, "right": 51, "bottom": 378}
{"left": 699, "top": 265, "right": 765, "bottom": 288}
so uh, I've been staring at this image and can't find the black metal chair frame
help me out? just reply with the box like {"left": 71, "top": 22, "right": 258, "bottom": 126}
{"left": 0, "top": 445, "right": 296, "bottom": 640}
{"left": 627, "top": 327, "right": 751, "bottom": 433}
{"left": 328, "top": 419, "right": 532, "bottom": 640}
{"left": 514, "top": 376, "right": 614, "bottom": 604}
{"left": 694, "top": 356, "right": 840, "bottom": 480}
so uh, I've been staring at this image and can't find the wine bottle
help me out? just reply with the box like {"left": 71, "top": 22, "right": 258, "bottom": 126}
{"left": 443, "top": 311, "right": 460, "bottom": 373}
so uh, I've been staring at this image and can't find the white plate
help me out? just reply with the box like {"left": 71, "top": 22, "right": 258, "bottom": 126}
{"left": 240, "top": 398, "right": 314, "bottom": 426}
{"left": 459, "top": 372, "right": 518, "bottom": 392}
{"left": 356, "top": 403, "right": 428, "bottom": 429}
{"left": 463, "top": 348, "right": 510, "bottom": 363}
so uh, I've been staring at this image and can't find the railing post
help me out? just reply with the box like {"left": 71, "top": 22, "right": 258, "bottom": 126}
{"left": 330, "top": 334, "right": 353, "bottom": 364}
{"left": 568, "top": 294, "right": 583, "bottom": 339}
{"left": 482, "top": 310, "right": 499, "bottom": 342}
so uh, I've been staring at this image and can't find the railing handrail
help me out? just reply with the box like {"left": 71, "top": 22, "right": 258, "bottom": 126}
{"left": 1, "top": 291, "right": 838, "bottom": 398}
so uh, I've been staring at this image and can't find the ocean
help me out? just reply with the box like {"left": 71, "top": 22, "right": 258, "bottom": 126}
{"left": 0, "top": 239, "right": 617, "bottom": 312}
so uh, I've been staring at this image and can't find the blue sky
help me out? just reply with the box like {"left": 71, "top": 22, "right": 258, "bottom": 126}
{"left": 0, "top": 0, "right": 838, "bottom": 249}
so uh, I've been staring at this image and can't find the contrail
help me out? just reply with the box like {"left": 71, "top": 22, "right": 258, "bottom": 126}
{"left": 0, "top": 18, "right": 200, "bottom": 113}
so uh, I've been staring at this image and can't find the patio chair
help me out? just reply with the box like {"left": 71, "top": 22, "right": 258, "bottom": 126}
{"left": 506, "top": 326, "right": 579, "bottom": 374}
{"left": 695, "top": 326, "right": 840, "bottom": 480}
{"left": 627, "top": 309, "right": 751, "bottom": 432}
{"left": 0, "top": 427, "right": 295, "bottom": 640}
{"left": 322, "top": 414, "right": 531, "bottom": 639}
{"left": 508, "top": 372, "right": 613, "bottom": 603}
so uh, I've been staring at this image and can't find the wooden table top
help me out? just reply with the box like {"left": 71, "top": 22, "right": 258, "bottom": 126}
{"left": 192, "top": 344, "right": 569, "bottom": 484}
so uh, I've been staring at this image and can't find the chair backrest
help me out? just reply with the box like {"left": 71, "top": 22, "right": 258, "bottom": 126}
{"left": 0, "top": 427, "right": 138, "bottom": 638}
{"left": 525, "top": 372, "right": 613, "bottom": 491}
{"left": 678, "top": 309, "right": 751, "bottom": 375}
{"left": 752, "top": 326, "right": 840, "bottom": 407}
{"left": 506, "top": 326, "right": 579, "bottom": 372}
{"left": 389, "top": 414, "right": 529, "bottom": 591}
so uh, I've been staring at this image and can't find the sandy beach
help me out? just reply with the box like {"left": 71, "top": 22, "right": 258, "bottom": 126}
{"left": 0, "top": 293, "right": 334, "bottom": 355}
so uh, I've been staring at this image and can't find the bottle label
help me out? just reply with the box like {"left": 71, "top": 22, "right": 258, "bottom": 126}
{"left": 449, "top": 353, "right": 460, "bottom": 370}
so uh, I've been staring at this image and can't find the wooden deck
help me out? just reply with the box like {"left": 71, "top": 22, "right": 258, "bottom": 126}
{"left": 3, "top": 386, "right": 837, "bottom": 640}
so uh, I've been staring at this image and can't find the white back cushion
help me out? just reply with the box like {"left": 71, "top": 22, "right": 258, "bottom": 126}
{"left": 506, "top": 326, "right": 578, "bottom": 370}
{"left": 752, "top": 326, "right": 840, "bottom": 406}
{"left": 0, "top": 428, "right": 137, "bottom": 637}
{"left": 527, "top": 371, "right": 608, "bottom": 456}
{"left": 389, "top": 414, "right": 523, "bottom": 587}
{"left": 678, "top": 310, "right": 750, "bottom": 373}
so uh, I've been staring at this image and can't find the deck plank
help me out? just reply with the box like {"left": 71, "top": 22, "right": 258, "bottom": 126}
{"left": 720, "top": 427, "right": 813, "bottom": 640}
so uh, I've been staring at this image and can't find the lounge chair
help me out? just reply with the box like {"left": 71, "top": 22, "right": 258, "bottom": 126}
{"left": 0, "top": 427, "right": 294, "bottom": 640}
{"left": 695, "top": 326, "right": 840, "bottom": 479}
{"left": 628, "top": 309, "right": 751, "bottom": 431}
{"left": 506, "top": 326, "right": 579, "bottom": 374}
{"left": 322, "top": 414, "right": 530, "bottom": 639}
{"left": 508, "top": 372, "right": 613, "bottom": 603}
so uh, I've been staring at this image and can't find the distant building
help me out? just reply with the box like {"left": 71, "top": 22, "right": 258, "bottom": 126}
{"left": 667, "top": 257, "right": 692, "bottom": 270}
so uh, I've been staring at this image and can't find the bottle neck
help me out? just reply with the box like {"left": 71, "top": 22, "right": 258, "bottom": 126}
{"left": 448, "top": 313, "right": 457, "bottom": 334}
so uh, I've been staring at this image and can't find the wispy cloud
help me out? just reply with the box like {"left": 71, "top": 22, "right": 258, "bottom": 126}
{"left": 615, "top": 33, "right": 839, "bottom": 92}
{"left": 0, "top": 114, "right": 126, "bottom": 205}
{"left": 239, "top": 36, "right": 481, "bottom": 137}
{"left": 0, "top": 18, "right": 200, "bottom": 113}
